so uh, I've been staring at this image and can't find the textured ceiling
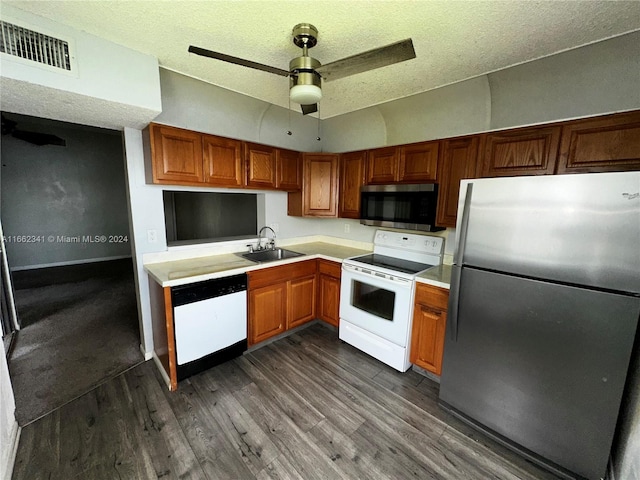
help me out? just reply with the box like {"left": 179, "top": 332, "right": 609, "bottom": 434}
{"left": 4, "top": 0, "right": 640, "bottom": 119}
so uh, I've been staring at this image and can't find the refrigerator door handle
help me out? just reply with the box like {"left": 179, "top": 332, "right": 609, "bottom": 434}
{"left": 448, "top": 265, "right": 462, "bottom": 341}
{"left": 454, "top": 182, "right": 473, "bottom": 266}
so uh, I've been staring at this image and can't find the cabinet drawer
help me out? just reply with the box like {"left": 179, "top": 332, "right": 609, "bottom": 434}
{"left": 414, "top": 283, "right": 449, "bottom": 310}
{"left": 318, "top": 259, "right": 341, "bottom": 278}
{"left": 248, "top": 259, "right": 316, "bottom": 289}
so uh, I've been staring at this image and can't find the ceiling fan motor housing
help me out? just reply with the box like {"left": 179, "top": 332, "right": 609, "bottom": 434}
{"left": 289, "top": 55, "right": 322, "bottom": 104}
{"left": 292, "top": 23, "right": 318, "bottom": 49}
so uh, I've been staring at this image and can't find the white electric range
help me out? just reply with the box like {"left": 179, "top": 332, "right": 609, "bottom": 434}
{"left": 339, "top": 230, "right": 444, "bottom": 371}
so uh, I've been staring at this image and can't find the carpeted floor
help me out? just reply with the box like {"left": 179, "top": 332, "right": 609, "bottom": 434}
{"left": 8, "top": 258, "right": 144, "bottom": 425}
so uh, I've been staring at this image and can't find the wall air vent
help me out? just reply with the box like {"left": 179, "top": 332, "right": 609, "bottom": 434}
{"left": 0, "top": 20, "right": 71, "bottom": 71}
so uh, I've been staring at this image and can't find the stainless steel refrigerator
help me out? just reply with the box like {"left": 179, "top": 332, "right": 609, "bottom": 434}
{"left": 439, "top": 171, "right": 640, "bottom": 480}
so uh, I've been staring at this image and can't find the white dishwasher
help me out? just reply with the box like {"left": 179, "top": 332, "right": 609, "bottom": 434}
{"left": 171, "top": 273, "right": 247, "bottom": 381}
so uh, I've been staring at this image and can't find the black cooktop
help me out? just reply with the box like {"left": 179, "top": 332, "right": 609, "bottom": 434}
{"left": 348, "top": 254, "right": 433, "bottom": 275}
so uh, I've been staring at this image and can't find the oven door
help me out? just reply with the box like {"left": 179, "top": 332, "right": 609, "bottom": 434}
{"left": 339, "top": 263, "right": 413, "bottom": 346}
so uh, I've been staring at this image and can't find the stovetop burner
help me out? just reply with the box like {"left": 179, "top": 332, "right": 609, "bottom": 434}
{"left": 348, "top": 253, "right": 434, "bottom": 275}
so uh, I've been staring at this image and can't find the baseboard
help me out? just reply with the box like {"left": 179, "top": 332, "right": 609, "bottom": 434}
{"left": 140, "top": 344, "right": 153, "bottom": 361}
{"left": 2, "top": 420, "right": 20, "bottom": 480}
{"left": 245, "top": 320, "right": 320, "bottom": 354}
{"left": 10, "top": 255, "right": 132, "bottom": 272}
{"left": 411, "top": 364, "right": 441, "bottom": 383}
{"left": 152, "top": 352, "right": 171, "bottom": 390}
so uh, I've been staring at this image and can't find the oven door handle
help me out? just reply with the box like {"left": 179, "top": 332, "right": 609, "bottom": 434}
{"left": 341, "top": 264, "right": 413, "bottom": 288}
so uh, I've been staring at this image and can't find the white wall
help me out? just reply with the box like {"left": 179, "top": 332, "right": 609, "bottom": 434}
{"left": 156, "top": 69, "right": 321, "bottom": 151}
{"left": 0, "top": 4, "right": 161, "bottom": 129}
{"left": 0, "top": 341, "right": 19, "bottom": 480}
{"left": 489, "top": 31, "right": 640, "bottom": 129}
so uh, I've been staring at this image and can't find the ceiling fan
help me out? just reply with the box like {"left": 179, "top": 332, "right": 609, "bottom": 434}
{"left": 1, "top": 114, "right": 66, "bottom": 146}
{"left": 188, "top": 23, "right": 416, "bottom": 115}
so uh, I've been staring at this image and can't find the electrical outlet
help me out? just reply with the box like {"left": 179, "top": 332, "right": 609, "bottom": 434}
{"left": 344, "top": 223, "right": 350, "bottom": 233}
{"left": 147, "top": 229, "right": 157, "bottom": 243}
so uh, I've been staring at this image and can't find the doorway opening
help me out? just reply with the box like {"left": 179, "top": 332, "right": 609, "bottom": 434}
{"left": 0, "top": 112, "right": 143, "bottom": 425}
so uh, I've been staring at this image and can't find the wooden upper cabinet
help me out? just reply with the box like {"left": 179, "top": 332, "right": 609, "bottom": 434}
{"left": 367, "top": 147, "right": 398, "bottom": 184}
{"left": 436, "top": 136, "right": 480, "bottom": 228}
{"left": 479, "top": 125, "right": 561, "bottom": 177}
{"left": 150, "top": 124, "right": 204, "bottom": 184}
{"left": 202, "top": 134, "right": 243, "bottom": 187}
{"left": 245, "top": 142, "right": 277, "bottom": 188}
{"left": 339, "top": 150, "right": 367, "bottom": 219}
{"left": 556, "top": 111, "right": 640, "bottom": 174}
{"left": 367, "top": 142, "right": 439, "bottom": 184}
{"left": 289, "top": 153, "right": 339, "bottom": 217}
{"left": 398, "top": 141, "right": 439, "bottom": 182}
{"left": 276, "top": 148, "right": 302, "bottom": 191}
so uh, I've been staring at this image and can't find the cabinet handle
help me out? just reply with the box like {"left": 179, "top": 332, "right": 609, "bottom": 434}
{"left": 420, "top": 305, "right": 442, "bottom": 316}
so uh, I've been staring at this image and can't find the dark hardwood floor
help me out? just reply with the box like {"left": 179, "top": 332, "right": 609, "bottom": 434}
{"left": 12, "top": 323, "right": 559, "bottom": 480}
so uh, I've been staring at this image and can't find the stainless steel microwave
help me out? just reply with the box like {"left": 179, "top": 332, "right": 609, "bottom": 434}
{"left": 360, "top": 184, "right": 443, "bottom": 232}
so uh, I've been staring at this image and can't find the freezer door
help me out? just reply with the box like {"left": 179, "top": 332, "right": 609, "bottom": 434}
{"left": 456, "top": 171, "right": 640, "bottom": 293}
{"left": 440, "top": 267, "right": 640, "bottom": 480}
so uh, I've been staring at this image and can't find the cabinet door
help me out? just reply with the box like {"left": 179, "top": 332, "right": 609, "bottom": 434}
{"left": 318, "top": 273, "right": 340, "bottom": 327}
{"left": 436, "top": 136, "right": 479, "bottom": 228}
{"left": 288, "top": 275, "right": 316, "bottom": 329}
{"left": 150, "top": 124, "right": 204, "bottom": 184}
{"left": 303, "top": 153, "right": 339, "bottom": 217}
{"left": 556, "top": 111, "right": 640, "bottom": 174}
{"left": 410, "top": 303, "right": 447, "bottom": 375}
{"left": 248, "top": 282, "right": 287, "bottom": 346}
{"left": 339, "top": 151, "right": 366, "bottom": 219}
{"left": 246, "top": 143, "right": 277, "bottom": 188}
{"left": 479, "top": 126, "right": 561, "bottom": 177}
{"left": 366, "top": 147, "right": 398, "bottom": 184}
{"left": 202, "top": 135, "right": 244, "bottom": 187}
{"left": 276, "top": 148, "right": 302, "bottom": 191}
{"left": 398, "top": 141, "right": 439, "bottom": 183}
{"left": 410, "top": 283, "right": 449, "bottom": 375}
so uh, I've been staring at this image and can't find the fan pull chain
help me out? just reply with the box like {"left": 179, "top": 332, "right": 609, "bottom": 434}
{"left": 287, "top": 95, "right": 292, "bottom": 136}
{"left": 316, "top": 103, "right": 321, "bottom": 144}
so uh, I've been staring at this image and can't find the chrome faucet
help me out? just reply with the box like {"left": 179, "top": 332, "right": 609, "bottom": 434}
{"left": 257, "top": 226, "right": 276, "bottom": 251}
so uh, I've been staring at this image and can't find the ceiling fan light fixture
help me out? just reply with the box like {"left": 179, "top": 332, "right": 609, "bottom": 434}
{"left": 289, "top": 55, "right": 322, "bottom": 105}
{"left": 290, "top": 83, "right": 322, "bottom": 105}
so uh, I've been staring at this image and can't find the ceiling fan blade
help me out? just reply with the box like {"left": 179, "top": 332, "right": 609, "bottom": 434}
{"left": 12, "top": 129, "right": 66, "bottom": 146}
{"left": 188, "top": 45, "right": 290, "bottom": 77}
{"left": 301, "top": 104, "right": 318, "bottom": 115}
{"left": 316, "top": 38, "right": 415, "bottom": 82}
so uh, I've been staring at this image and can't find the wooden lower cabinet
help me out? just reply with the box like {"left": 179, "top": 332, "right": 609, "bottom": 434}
{"left": 249, "top": 282, "right": 287, "bottom": 345}
{"left": 247, "top": 260, "right": 316, "bottom": 346}
{"left": 410, "top": 282, "right": 449, "bottom": 375}
{"left": 288, "top": 275, "right": 317, "bottom": 329}
{"left": 317, "top": 259, "right": 341, "bottom": 327}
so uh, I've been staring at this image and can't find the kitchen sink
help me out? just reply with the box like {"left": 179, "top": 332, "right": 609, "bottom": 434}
{"left": 237, "top": 248, "right": 304, "bottom": 263}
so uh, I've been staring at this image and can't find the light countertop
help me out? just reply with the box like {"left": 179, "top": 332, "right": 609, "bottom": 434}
{"left": 145, "top": 239, "right": 451, "bottom": 289}
{"left": 145, "top": 241, "right": 371, "bottom": 287}
{"left": 416, "top": 264, "right": 452, "bottom": 289}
